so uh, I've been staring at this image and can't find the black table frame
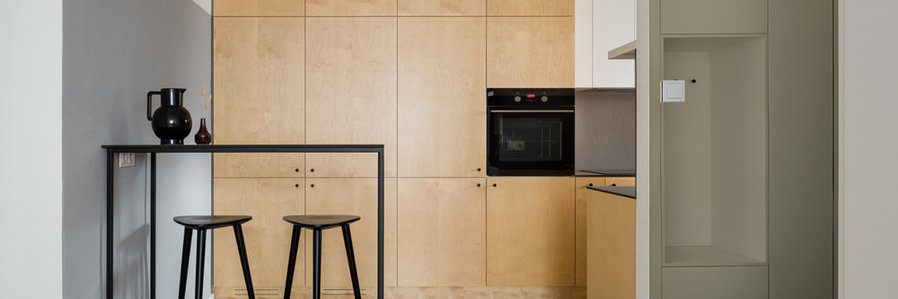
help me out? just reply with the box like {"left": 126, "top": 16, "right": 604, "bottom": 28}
{"left": 103, "top": 144, "right": 385, "bottom": 299}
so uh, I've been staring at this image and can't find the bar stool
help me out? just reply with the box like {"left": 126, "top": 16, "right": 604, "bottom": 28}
{"left": 174, "top": 215, "right": 256, "bottom": 299}
{"left": 282, "top": 215, "right": 362, "bottom": 299}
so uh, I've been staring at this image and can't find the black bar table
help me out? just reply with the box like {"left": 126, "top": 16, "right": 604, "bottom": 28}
{"left": 102, "top": 144, "right": 385, "bottom": 299}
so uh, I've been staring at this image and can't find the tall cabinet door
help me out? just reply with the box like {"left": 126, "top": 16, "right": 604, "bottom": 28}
{"left": 213, "top": 178, "right": 305, "bottom": 296}
{"left": 397, "top": 178, "right": 487, "bottom": 286}
{"left": 213, "top": 17, "right": 304, "bottom": 144}
{"left": 305, "top": 17, "right": 398, "bottom": 177}
{"left": 486, "top": 17, "right": 574, "bottom": 88}
{"left": 486, "top": 177, "right": 575, "bottom": 286}
{"left": 574, "top": 177, "right": 605, "bottom": 286}
{"left": 304, "top": 178, "right": 398, "bottom": 288}
{"left": 398, "top": 17, "right": 486, "bottom": 178}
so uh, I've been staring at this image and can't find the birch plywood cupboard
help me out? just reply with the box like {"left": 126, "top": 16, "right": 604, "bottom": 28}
{"left": 212, "top": 0, "right": 579, "bottom": 296}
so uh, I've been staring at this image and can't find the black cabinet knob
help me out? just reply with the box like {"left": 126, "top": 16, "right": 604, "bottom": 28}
{"left": 492, "top": 183, "right": 497, "bottom": 187}
{"left": 310, "top": 184, "right": 315, "bottom": 188}
{"left": 294, "top": 168, "right": 300, "bottom": 172}
{"left": 294, "top": 184, "right": 299, "bottom": 188}
{"left": 611, "top": 183, "right": 617, "bottom": 186}
{"left": 588, "top": 183, "right": 593, "bottom": 187}
{"left": 477, "top": 183, "right": 482, "bottom": 187}
{"left": 477, "top": 168, "right": 482, "bottom": 172}
{"left": 310, "top": 168, "right": 315, "bottom": 173}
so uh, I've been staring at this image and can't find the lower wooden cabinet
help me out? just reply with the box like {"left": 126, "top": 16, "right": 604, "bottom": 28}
{"left": 213, "top": 153, "right": 305, "bottom": 178}
{"left": 486, "top": 177, "right": 576, "bottom": 286}
{"left": 605, "top": 176, "right": 636, "bottom": 187}
{"left": 587, "top": 189, "right": 636, "bottom": 299}
{"left": 574, "top": 177, "right": 604, "bottom": 286}
{"left": 213, "top": 178, "right": 305, "bottom": 296}
{"left": 303, "top": 178, "right": 398, "bottom": 288}
{"left": 397, "top": 178, "right": 487, "bottom": 286}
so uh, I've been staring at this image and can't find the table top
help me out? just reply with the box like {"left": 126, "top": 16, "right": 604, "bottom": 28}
{"left": 102, "top": 144, "right": 384, "bottom": 153}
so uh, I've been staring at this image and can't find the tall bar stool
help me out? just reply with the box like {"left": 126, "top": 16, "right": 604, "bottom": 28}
{"left": 282, "top": 215, "right": 362, "bottom": 299}
{"left": 174, "top": 215, "right": 256, "bottom": 299}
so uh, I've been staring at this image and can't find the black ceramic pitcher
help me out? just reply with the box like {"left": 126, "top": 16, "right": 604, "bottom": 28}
{"left": 147, "top": 88, "right": 192, "bottom": 144}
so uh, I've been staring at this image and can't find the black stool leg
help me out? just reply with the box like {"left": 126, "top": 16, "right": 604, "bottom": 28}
{"left": 341, "top": 224, "right": 361, "bottom": 299}
{"left": 234, "top": 224, "right": 256, "bottom": 299}
{"left": 178, "top": 227, "right": 193, "bottom": 299}
{"left": 283, "top": 226, "right": 301, "bottom": 299}
{"left": 195, "top": 229, "right": 206, "bottom": 299}
{"left": 312, "top": 229, "right": 322, "bottom": 299}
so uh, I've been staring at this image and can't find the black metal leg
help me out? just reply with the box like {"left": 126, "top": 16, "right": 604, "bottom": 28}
{"left": 195, "top": 229, "right": 206, "bottom": 299}
{"left": 283, "top": 226, "right": 301, "bottom": 299}
{"left": 341, "top": 225, "right": 361, "bottom": 299}
{"left": 178, "top": 228, "right": 193, "bottom": 299}
{"left": 150, "top": 152, "right": 157, "bottom": 299}
{"left": 106, "top": 152, "right": 114, "bottom": 299}
{"left": 313, "top": 229, "right": 322, "bottom": 299}
{"left": 234, "top": 224, "right": 256, "bottom": 299}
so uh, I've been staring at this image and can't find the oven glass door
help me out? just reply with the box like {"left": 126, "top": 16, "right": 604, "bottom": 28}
{"left": 488, "top": 109, "right": 574, "bottom": 176}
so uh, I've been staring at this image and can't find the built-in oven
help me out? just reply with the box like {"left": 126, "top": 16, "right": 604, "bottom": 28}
{"left": 487, "top": 88, "right": 575, "bottom": 176}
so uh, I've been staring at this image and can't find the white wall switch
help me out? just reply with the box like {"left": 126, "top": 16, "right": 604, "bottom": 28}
{"left": 118, "top": 153, "right": 136, "bottom": 168}
{"left": 662, "top": 80, "right": 686, "bottom": 103}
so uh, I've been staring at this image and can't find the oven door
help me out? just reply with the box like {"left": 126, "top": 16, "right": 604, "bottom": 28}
{"left": 487, "top": 108, "right": 575, "bottom": 176}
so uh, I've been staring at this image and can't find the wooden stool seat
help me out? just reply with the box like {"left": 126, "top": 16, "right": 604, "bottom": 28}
{"left": 282, "top": 215, "right": 360, "bottom": 230}
{"left": 282, "top": 215, "right": 362, "bottom": 299}
{"left": 174, "top": 215, "right": 255, "bottom": 299}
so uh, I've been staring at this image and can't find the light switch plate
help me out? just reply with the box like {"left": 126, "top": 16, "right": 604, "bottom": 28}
{"left": 662, "top": 80, "right": 686, "bottom": 103}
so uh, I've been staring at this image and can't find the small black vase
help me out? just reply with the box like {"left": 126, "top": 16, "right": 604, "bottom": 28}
{"left": 147, "top": 88, "right": 192, "bottom": 145}
{"left": 194, "top": 118, "right": 212, "bottom": 144}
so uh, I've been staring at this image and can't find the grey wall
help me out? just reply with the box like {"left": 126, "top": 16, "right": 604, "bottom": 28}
{"left": 0, "top": 0, "right": 63, "bottom": 297}
{"left": 841, "top": 0, "right": 898, "bottom": 298}
{"left": 575, "top": 91, "right": 637, "bottom": 172}
{"left": 62, "top": 0, "right": 211, "bottom": 298}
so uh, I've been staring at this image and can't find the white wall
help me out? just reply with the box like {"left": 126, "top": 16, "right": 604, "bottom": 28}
{"left": 0, "top": 0, "right": 63, "bottom": 298}
{"left": 840, "top": 0, "right": 898, "bottom": 298}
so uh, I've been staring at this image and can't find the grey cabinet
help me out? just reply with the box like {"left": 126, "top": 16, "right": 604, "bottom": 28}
{"left": 661, "top": 0, "right": 767, "bottom": 34}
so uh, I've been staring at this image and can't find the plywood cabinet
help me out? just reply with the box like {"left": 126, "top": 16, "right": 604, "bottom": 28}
{"left": 398, "top": 17, "right": 486, "bottom": 178}
{"left": 487, "top": 17, "right": 575, "bottom": 88}
{"left": 213, "top": 153, "right": 305, "bottom": 178}
{"left": 305, "top": 17, "right": 398, "bottom": 178}
{"left": 213, "top": 178, "right": 305, "bottom": 296}
{"left": 587, "top": 189, "right": 636, "bottom": 299}
{"left": 304, "top": 178, "right": 398, "bottom": 288}
{"left": 305, "top": 153, "right": 379, "bottom": 178}
{"left": 486, "top": 177, "right": 575, "bottom": 286}
{"left": 398, "top": 0, "right": 485, "bottom": 16}
{"left": 306, "top": 0, "right": 397, "bottom": 16}
{"left": 397, "top": 178, "right": 486, "bottom": 286}
{"left": 606, "top": 176, "right": 635, "bottom": 187}
{"left": 487, "top": 0, "right": 574, "bottom": 16}
{"left": 213, "top": 0, "right": 304, "bottom": 16}
{"left": 213, "top": 17, "right": 304, "bottom": 145}
{"left": 574, "top": 177, "right": 603, "bottom": 286}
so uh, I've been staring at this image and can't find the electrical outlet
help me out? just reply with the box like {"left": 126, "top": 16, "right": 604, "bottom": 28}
{"left": 118, "top": 153, "right": 136, "bottom": 168}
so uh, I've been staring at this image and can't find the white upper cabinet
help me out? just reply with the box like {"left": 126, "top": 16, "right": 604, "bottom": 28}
{"left": 575, "top": 0, "right": 635, "bottom": 89}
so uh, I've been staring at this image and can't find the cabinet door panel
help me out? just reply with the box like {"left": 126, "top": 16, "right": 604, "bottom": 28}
{"left": 214, "top": 153, "right": 305, "bottom": 178}
{"left": 487, "top": 17, "right": 574, "bottom": 88}
{"left": 398, "top": 0, "right": 485, "bottom": 16}
{"left": 487, "top": 0, "right": 574, "bottom": 16}
{"left": 486, "top": 177, "right": 575, "bottom": 286}
{"left": 213, "top": 0, "right": 304, "bottom": 16}
{"left": 305, "top": 17, "right": 398, "bottom": 177}
{"left": 398, "top": 178, "right": 486, "bottom": 286}
{"left": 306, "top": 0, "right": 396, "bottom": 16}
{"left": 398, "top": 17, "right": 486, "bottom": 177}
{"left": 305, "top": 153, "right": 379, "bottom": 178}
{"left": 213, "top": 17, "right": 304, "bottom": 144}
{"left": 661, "top": 0, "right": 767, "bottom": 34}
{"left": 304, "top": 178, "right": 398, "bottom": 287}
{"left": 587, "top": 189, "right": 636, "bottom": 298}
{"left": 574, "top": 177, "right": 604, "bottom": 286}
{"left": 213, "top": 178, "right": 305, "bottom": 294}
{"left": 605, "top": 177, "right": 635, "bottom": 187}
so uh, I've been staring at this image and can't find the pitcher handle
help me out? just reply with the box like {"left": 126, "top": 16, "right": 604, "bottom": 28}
{"left": 147, "top": 91, "right": 161, "bottom": 121}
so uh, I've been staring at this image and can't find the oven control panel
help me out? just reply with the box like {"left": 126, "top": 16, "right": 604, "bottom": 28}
{"left": 488, "top": 88, "right": 575, "bottom": 107}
